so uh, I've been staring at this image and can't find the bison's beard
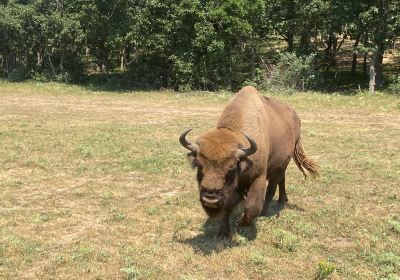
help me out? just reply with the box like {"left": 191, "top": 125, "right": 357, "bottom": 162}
{"left": 200, "top": 195, "right": 224, "bottom": 218}
{"left": 201, "top": 204, "right": 223, "bottom": 218}
{"left": 200, "top": 187, "right": 245, "bottom": 219}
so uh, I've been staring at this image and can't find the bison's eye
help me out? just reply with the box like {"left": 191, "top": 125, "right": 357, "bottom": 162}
{"left": 225, "top": 166, "right": 238, "bottom": 185}
{"left": 196, "top": 166, "right": 204, "bottom": 183}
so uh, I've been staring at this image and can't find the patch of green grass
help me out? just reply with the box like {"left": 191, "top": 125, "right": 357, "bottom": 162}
{"left": 146, "top": 206, "right": 161, "bottom": 216}
{"left": 0, "top": 244, "right": 5, "bottom": 257}
{"left": 248, "top": 251, "right": 268, "bottom": 275}
{"left": 3, "top": 234, "right": 42, "bottom": 264}
{"left": 388, "top": 219, "right": 400, "bottom": 234}
{"left": 96, "top": 250, "right": 111, "bottom": 263}
{"left": 75, "top": 143, "right": 93, "bottom": 158}
{"left": 249, "top": 251, "right": 266, "bottom": 266}
{"left": 369, "top": 252, "right": 400, "bottom": 277}
{"left": 315, "top": 259, "right": 336, "bottom": 280}
{"left": 294, "top": 221, "right": 315, "bottom": 238}
{"left": 120, "top": 257, "right": 152, "bottom": 280}
{"left": 108, "top": 208, "right": 126, "bottom": 222}
{"left": 1, "top": 179, "right": 23, "bottom": 189}
{"left": 32, "top": 213, "right": 52, "bottom": 224}
{"left": 321, "top": 166, "right": 346, "bottom": 184}
{"left": 272, "top": 229, "right": 299, "bottom": 253}
{"left": 374, "top": 252, "right": 400, "bottom": 267}
{"left": 359, "top": 157, "right": 378, "bottom": 171}
{"left": 71, "top": 246, "right": 95, "bottom": 265}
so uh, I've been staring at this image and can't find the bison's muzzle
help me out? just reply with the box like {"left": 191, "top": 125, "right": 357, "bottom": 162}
{"left": 200, "top": 189, "right": 223, "bottom": 208}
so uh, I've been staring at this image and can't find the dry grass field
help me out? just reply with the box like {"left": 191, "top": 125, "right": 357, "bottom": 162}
{"left": 0, "top": 81, "right": 399, "bottom": 280}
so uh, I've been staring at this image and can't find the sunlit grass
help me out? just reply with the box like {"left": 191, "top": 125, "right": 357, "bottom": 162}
{"left": 0, "top": 81, "right": 399, "bottom": 279}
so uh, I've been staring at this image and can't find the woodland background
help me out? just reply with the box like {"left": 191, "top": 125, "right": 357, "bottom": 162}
{"left": 1, "top": 0, "right": 399, "bottom": 92}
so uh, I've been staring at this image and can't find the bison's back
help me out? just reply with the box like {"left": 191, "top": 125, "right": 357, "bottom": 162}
{"left": 216, "top": 86, "right": 270, "bottom": 171}
{"left": 215, "top": 86, "right": 300, "bottom": 177}
{"left": 261, "top": 96, "right": 300, "bottom": 174}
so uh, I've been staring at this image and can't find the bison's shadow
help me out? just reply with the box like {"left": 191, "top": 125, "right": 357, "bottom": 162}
{"left": 264, "top": 199, "right": 285, "bottom": 217}
{"left": 184, "top": 200, "right": 287, "bottom": 255}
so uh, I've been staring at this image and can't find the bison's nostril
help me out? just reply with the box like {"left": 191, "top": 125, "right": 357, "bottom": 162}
{"left": 203, "top": 192, "right": 218, "bottom": 199}
{"left": 201, "top": 189, "right": 222, "bottom": 197}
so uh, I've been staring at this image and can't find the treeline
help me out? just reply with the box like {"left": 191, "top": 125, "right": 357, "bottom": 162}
{"left": 0, "top": 0, "right": 399, "bottom": 91}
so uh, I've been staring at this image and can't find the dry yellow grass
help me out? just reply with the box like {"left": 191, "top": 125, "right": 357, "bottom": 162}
{"left": 0, "top": 81, "right": 399, "bottom": 280}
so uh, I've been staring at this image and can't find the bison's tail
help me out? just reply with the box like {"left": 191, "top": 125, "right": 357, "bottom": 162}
{"left": 293, "top": 138, "right": 320, "bottom": 179}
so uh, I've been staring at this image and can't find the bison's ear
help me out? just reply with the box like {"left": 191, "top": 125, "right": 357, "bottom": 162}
{"left": 239, "top": 158, "right": 253, "bottom": 173}
{"left": 187, "top": 152, "right": 197, "bottom": 169}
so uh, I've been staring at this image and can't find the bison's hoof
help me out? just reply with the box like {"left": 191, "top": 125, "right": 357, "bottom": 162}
{"left": 238, "top": 215, "right": 251, "bottom": 227}
{"left": 278, "top": 196, "right": 289, "bottom": 205}
{"left": 261, "top": 210, "right": 268, "bottom": 216}
{"left": 217, "top": 230, "right": 231, "bottom": 239}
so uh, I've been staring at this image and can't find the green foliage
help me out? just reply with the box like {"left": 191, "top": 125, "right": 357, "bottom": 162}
{"left": 272, "top": 228, "right": 299, "bottom": 252}
{"left": 388, "top": 75, "right": 400, "bottom": 94}
{"left": 0, "top": 0, "right": 86, "bottom": 82}
{"left": 388, "top": 219, "right": 400, "bottom": 234}
{"left": 252, "top": 52, "right": 319, "bottom": 91}
{"left": 315, "top": 259, "right": 336, "bottom": 280}
{"left": 8, "top": 65, "right": 29, "bottom": 82}
{"left": 381, "top": 274, "right": 400, "bottom": 280}
{"left": 0, "top": 0, "right": 399, "bottom": 90}
{"left": 121, "top": 257, "right": 151, "bottom": 280}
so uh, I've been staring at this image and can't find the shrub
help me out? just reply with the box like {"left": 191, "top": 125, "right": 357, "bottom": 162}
{"left": 32, "top": 71, "right": 50, "bottom": 82}
{"left": 389, "top": 219, "right": 400, "bottom": 234}
{"left": 170, "top": 55, "right": 193, "bottom": 92}
{"left": 8, "top": 65, "right": 29, "bottom": 82}
{"left": 388, "top": 75, "right": 400, "bottom": 94}
{"left": 315, "top": 259, "right": 336, "bottom": 280}
{"left": 251, "top": 51, "right": 320, "bottom": 91}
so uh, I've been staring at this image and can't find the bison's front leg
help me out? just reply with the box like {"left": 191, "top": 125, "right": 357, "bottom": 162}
{"left": 217, "top": 211, "right": 231, "bottom": 238}
{"left": 238, "top": 175, "right": 267, "bottom": 226}
{"left": 217, "top": 190, "right": 243, "bottom": 238}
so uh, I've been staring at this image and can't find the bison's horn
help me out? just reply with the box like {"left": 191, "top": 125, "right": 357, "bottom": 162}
{"left": 237, "top": 132, "right": 257, "bottom": 159}
{"left": 179, "top": 129, "right": 200, "bottom": 153}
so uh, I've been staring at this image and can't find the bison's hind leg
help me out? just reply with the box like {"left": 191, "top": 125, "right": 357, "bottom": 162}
{"left": 261, "top": 180, "right": 278, "bottom": 216}
{"left": 262, "top": 171, "right": 288, "bottom": 216}
{"left": 278, "top": 176, "right": 288, "bottom": 205}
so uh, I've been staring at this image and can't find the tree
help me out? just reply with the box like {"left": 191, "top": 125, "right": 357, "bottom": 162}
{"left": 360, "top": 0, "right": 395, "bottom": 92}
{"left": 0, "top": 0, "right": 399, "bottom": 91}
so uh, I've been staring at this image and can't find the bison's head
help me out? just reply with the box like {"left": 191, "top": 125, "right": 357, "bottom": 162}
{"left": 179, "top": 128, "right": 257, "bottom": 217}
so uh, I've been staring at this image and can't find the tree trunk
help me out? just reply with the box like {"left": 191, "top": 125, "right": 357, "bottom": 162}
{"left": 300, "top": 33, "right": 311, "bottom": 54}
{"left": 375, "top": 46, "right": 384, "bottom": 89}
{"left": 9, "top": 52, "right": 16, "bottom": 73}
{"left": 287, "top": 33, "right": 294, "bottom": 52}
{"left": 374, "top": 0, "right": 388, "bottom": 90}
{"left": 60, "top": 53, "right": 64, "bottom": 74}
{"left": 4, "top": 53, "right": 9, "bottom": 73}
{"left": 351, "top": 34, "right": 361, "bottom": 74}
{"left": 250, "top": 33, "right": 256, "bottom": 78}
{"left": 369, "top": 53, "right": 376, "bottom": 93}
{"left": 48, "top": 54, "right": 56, "bottom": 77}
{"left": 363, "top": 33, "right": 368, "bottom": 75}
{"left": 331, "top": 33, "right": 338, "bottom": 68}
{"left": 120, "top": 48, "right": 125, "bottom": 71}
{"left": 37, "top": 51, "right": 43, "bottom": 68}
{"left": 286, "top": 0, "right": 295, "bottom": 52}
{"left": 324, "top": 33, "right": 333, "bottom": 73}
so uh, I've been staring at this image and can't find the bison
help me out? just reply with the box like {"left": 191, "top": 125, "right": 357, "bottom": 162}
{"left": 179, "top": 86, "right": 319, "bottom": 238}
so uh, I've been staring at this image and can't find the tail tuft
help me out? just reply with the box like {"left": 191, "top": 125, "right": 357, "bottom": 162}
{"left": 293, "top": 139, "right": 320, "bottom": 179}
